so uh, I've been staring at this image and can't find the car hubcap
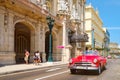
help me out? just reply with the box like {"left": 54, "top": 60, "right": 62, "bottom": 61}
{"left": 98, "top": 66, "right": 101, "bottom": 74}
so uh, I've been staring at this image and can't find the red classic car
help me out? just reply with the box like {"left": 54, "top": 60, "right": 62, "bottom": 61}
{"left": 68, "top": 50, "right": 107, "bottom": 74}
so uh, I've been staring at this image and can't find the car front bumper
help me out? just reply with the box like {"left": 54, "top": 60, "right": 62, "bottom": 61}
{"left": 70, "top": 66, "right": 98, "bottom": 70}
{"left": 69, "top": 62, "right": 99, "bottom": 70}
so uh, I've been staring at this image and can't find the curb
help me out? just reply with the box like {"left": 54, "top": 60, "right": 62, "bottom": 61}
{"left": 0, "top": 62, "right": 67, "bottom": 76}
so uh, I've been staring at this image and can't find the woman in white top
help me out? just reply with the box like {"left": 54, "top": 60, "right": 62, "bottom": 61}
{"left": 35, "top": 51, "right": 41, "bottom": 63}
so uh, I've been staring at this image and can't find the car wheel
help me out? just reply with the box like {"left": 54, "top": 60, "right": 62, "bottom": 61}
{"left": 70, "top": 69, "right": 76, "bottom": 74}
{"left": 104, "top": 63, "right": 107, "bottom": 70}
{"left": 96, "top": 65, "right": 101, "bottom": 75}
{"left": 103, "top": 65, "right": 107, "bottom": 70}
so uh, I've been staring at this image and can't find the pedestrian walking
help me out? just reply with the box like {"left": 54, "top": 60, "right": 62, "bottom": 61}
{"left": 33, "top": 51, "right": 41, "bottom": 65}
{"left": 24, "top": 49, "right": 30, "bottom": 64}
{"left": 33, "top": 52, "right": 38, "bottom": 65}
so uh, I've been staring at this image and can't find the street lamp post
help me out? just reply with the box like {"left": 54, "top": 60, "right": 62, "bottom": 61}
{"left": 104, "top": 37, "right": 107, "bottom": 56}
{"left": 94, "top": 38, "right": 96, "bottom": 49}
{"left": 92, "top": 28, "right": 95, "bottom": 50}
{"left": 102, "top": 43, "right": 104, "bottom": 56}
{"left": 46, "top": 16, "right": 55, "bottom": 62}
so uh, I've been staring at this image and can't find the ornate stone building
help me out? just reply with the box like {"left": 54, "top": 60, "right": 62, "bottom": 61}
{"left": 0, "top": 0, "right": 87, "bottom": 65}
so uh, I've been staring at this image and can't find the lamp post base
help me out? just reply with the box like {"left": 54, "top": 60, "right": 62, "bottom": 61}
{"left": 46, "top": 62, "right": 53, "bottom": 65}
{"left": 48, "top": 55, "right": 53, "bottom": 62}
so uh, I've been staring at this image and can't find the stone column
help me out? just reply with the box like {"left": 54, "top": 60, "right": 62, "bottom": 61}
{"left": 31, "top": 30, "right": 35, "bottom": 53}
{"left": 80, "top": 0, "right": 86, "bottom": 51}
{"left": 0, "top": 9, "right": 9, "bottom": 65}
{"left": 41, "top": 24, "right": 46, "bottom": 62}
{"left": 7, "top": 13, "right": 16, "bottom": 64}
{"left": 42, "top": 26, "right": 45, "bottom": 53}
{"left": 0, "top": 9, "right": 5, "bottom": 52}
{"left": 0, "top": 10, "right": 16, "bottom": 64}
{"left": 29, "top": 30, "right": 35, "bottom": 62}
{"left": 8, "top": 13, "right": 15, "bottom": 52}
{"left": 62, "top": 18, "right": 67, "bottom": 62}
{"left": 35, "top": 23, "right": 41, "bottom": 51}
{"left": 65, "top": 45, "right": 72, "bottom": 62}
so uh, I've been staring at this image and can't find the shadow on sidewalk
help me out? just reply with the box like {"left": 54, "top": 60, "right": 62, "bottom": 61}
{"left": 0, "top": 64, "right": 5, "bottom": 67}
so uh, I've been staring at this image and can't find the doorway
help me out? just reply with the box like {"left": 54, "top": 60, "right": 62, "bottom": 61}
{"left": 14, "top": 23, "right": 30, "bottom": 63}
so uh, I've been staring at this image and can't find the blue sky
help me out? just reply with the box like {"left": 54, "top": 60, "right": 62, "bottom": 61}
{"left": 86, "top": 0, "right": 120, "bottom": 45}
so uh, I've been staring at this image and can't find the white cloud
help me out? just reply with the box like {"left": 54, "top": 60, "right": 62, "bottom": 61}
{"left": 107, "top": 27, "right": 120, "bottom": 30}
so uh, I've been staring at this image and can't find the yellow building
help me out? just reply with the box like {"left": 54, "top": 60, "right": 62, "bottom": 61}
{"left": 85, "top": 4, "right": 106, "bottom": 54}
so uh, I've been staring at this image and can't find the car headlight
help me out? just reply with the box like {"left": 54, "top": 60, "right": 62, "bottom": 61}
{"left": 93, "top": 59, "right": 98, "bottom": 63}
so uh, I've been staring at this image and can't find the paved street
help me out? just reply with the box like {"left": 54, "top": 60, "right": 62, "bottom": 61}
{"left": 0, "top": 59, "right": 120, "bottom": 80}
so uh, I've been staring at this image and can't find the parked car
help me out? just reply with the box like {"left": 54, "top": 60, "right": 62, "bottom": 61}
{"left": 68, "top": 50, "right": 107, "bottom": 74}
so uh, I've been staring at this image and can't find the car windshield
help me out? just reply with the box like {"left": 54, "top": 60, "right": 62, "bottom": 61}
{"left": 84, "top": 50, "right": 99, "bottom": 55}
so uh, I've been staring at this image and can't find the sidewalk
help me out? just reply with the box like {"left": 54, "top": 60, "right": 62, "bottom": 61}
{"left": 0, "top": 61, "right": 67, "bottom": 75}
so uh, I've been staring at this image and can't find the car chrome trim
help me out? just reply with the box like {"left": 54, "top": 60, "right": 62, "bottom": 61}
{"left": 70, "top": 66, "right": 98, "bottom": 70}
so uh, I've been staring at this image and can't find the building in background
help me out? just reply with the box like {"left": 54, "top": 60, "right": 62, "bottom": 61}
{"left": 109, "top": 42, "right": 120, "bottom": 58}
{"left": 103, "top": 28, "right": 110, "bottom": 56}
{"left": 85, "top": 4, "right": 110, "bottom": 56}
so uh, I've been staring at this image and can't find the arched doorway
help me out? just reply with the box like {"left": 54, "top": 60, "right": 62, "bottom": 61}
{"left": 15, "top": 23, "right": 30, "bottom": 63}
{"left": 45, "top": 31, "right": 53, "bottom": 61}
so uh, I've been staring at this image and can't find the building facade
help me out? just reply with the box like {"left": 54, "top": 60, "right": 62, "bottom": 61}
{"left": 0, "top": 0, "right": 87, "bottom": 65}
{"left": 109, "top": 42, "right": 120, "bottom": 58}
{"left": 103, "top": 28, "right": 110, "bottom": 56}
{"left": 85, "top": 4, "right": 110, "bottom": 56}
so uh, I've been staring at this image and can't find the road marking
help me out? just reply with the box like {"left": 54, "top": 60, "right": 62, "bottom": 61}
{"left": 46, "top": 68, "right": 61, "bottom": 72}
{"left": 34, "top": 70, "right": 69, "bottom": 80}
